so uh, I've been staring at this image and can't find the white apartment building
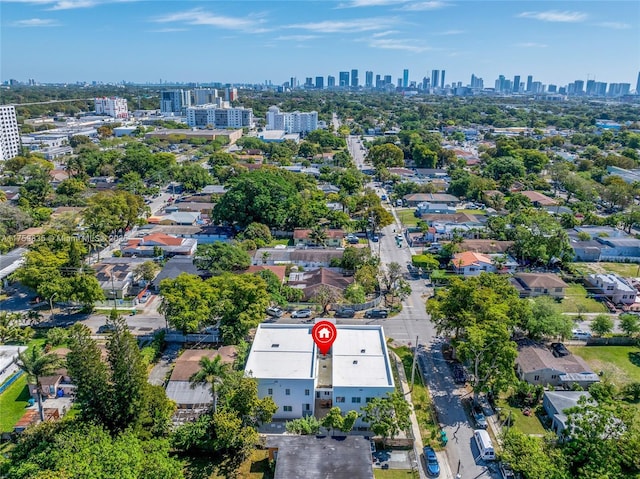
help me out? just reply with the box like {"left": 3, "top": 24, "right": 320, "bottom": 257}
{"left": 193, "top": 88, "right": 218, "bottom": 106}
{"left": 245, "top": 323, "right": 395, "bottom": 425}
{"left": 0, "top": 105, "right": 20, "bottom": 162}
{"left": 94, "top": 97, "right": 128, "bottom": 119}
{"left": 266, "top": 106, "right": 318, "bottom": 134}
{"left": 186, "top": 104, "right": 253, "bottom": 128}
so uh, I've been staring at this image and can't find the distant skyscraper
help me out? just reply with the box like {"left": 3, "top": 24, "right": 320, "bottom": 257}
{"left": 94, "top": 97, "right": 128, "bottom": 119}
{"left": 573, "top": 80, "right": 585, "bottom": 95}
{"left": 327, "top": 76, "right": 335, "bottom": 88}
{"left": 431, "top": 70, "right": 439, "bottom": 89}
{"left": 547, "top": 84, "right": 557, "bottom": 93}
{"left": 365, "top": 71, "right": 373, "bottom": 88}
{"left": 290, "top": 77, "right": 296, "bottom": 89}
{"left": 384, "top": 75, "right": 392, "bottom": 86}
{"left": 375, "top": 74, "right": 382, "bottom": 88}
{"left": 397, "top": 78, "right": 403, "bottom": 88}
{"left": 315, "top": 76, "right": 324, "bottom": 89}
{"left": 339, "top": 71, "right": 349, "bottom": 88}
{"left": 403, "top": 69, "right": 409, "bottom": 89}
{"left": 193, "top": 88, "right": 217, "bottom": 105}
{"left": 526, "top": 75, "right": 533, "bottom": 92}
{"left": 422, "top": 77, "right": 430, "bottom": 90}
{"left": 440, "top": 70, "right": 445, "bottom": 89}
{"left": 0, "top": 105, "right": 20, "bottom": 162}
{"left": 513, "top": 75, "right": 520, "bottom": 93}
{"left": 636, "top": 71, "right": 640, "bottom": 94}
{"left": 351, "top": 69, "right": 359, "bottom": 88}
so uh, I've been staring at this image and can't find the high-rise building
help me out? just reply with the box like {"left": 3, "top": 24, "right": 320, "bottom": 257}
{"left": 351, "top": 69, "right": 359, "bottom": 88}
{"left": 513, "top": 75, "right": 520, "bottom": 93}
{"left": 186, "top": 104, "right": 253, "bottom": 128}
{"left": 339, "top": 71, "right": 350, "bottom": 88}
{"left": 397, "top": 78, "right": 403, "bottom": 88}
{"left": 304, "top": 77, "right": 314, "bottom": 88}
{"left": 431, "top": 70, "right": 439, "bottom": 89}
{"left": 266, "top": 106, "right": 318, "bottom": 134}
{"left": 608, "top": 83, "right": 631, "bottom": 97}
{"left": 94, "top": 97, "right": 128, "bottom": 119}
{"left": 290, "top": 77, "right": 296, "bottom": 89}
{"left": 327, "top": 76, "right": 336, "bottom": 88}
{"left": 225, "top": 87, "right": 238, "bottom": 102}
{"left": 547, "top": 84, "right": 557, "bottom": 93}
{"left": 375, "top": 75, "right": 382, "bottom": 88}
{"left": 193, "top": 88, "right": 218, "bottom": 105}
{"left": 495, "top": 75, "right": 506, "bottom": 92}
{"left": 315, "top": 76, "right": 324, "bottom": 89}
{"left": 403, "top": 69, "right": 409, "bottom": 89}
{"left": 0, "top": 105, "right": 20, "bottom": 162}
{"left": 531, "top": 82, "right": 543, "bottom": 94}
{"left": 595, "top": 82, "right": 607, "bottom": 96}
{"left": 440, "top": 70, "right": 445, "bottom": 89}
{"left": 365, "top": 71, "right": 373, "bottom": 88}
{"left": 384, "top": 75, "right": 392, "bottom": 86}
{"left": 526, "top": 75, "right": 533, "bottom": 92}
{"left": 422, "top": 77, "right": 430, "bottom": 90}
{"left": 636, "top": 72, "right": 640, "bottom": 94}
{"left": 160, "top": 90, "right": 191, "bottom": 114}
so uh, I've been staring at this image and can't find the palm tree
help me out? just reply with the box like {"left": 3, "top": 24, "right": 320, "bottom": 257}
{"left": 16, "top": 346, "right": 64, "bottom": 421}
{"left": 309, "top": 226, "right": 328, "bottom": 248}
{"left": 189, "top": 355, "right": 230, "bottom": 413}
{"left": 261, "top": 251, "right": 271, "bottom": 265}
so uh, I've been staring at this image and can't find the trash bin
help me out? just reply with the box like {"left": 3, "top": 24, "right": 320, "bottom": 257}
{"left": 27, "top": 398, "right": 35, "bottom": 407}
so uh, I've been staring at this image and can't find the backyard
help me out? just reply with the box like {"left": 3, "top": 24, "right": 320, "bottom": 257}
{"left": 570, "top": 345, "right": 640, "bottom": 386}
{"left": 575, "top": 262, "right": 640, "bottom": 278}
{"left": 374, "top": 470, "right": 415, "bottom": 479}
{"left": 0, "top": 375, "right": 30, "bottom": 433}
{"left": 494, "top": 398, "right": 547, "bottom": 436}
{"left": 396, "top": 209, "right": 418, "bottom": 228}
{"left": 558, "top": 283, "right": 608, "bottom": 314}
{"left": 184, "top": 449, "right": 272, "bottom": 479}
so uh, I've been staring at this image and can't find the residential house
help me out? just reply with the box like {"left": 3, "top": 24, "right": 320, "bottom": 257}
{"left": 543, "top": 391, "right": 592, "bottom": 438}
{"left": 451, "top": 251, "right": 518, "bottom": 277}
{"left": 519, "top": 190, "right": 557, "bottom": 207}
{"left": 147, "top": 211, "right": 202, "bottom": 226}
{"left": 515, "top": 340, "right": 599, "bottom": 388}
{"left": 266, "top": 435, "right": 374, "bottom": 479}
{"left": 510, "top": 273, "right": 569, "bottom": 299}
{"left": 387, "top": 167, "right": 415, "bottom": 178}
{"left": 165, "top": 347, "right": 237, "bottom": 411}
{"left": 246, "top": 265, "right": 287, "bottom": 284}
{"left": 0, "top": 186, "right": 20, "bottom": 202}
{"left": 597, "top": 238, "right": 640, "bottom": 262}
{"left": 253, "top": 248, "right": 345, "bottom": 269}
{"left": 415, "top": 203, "right": 457, "bottom": 215}
{"left": 570, "top": 239, "right": 604, "bottom": 262}
{"left": 142, "top": 224, "right": 233, "bottom": 245}
{"left": 122, "top": 233, "right": 197, "bottom": 257}
{"left": 288, "top": 268, "right": 354, "bottom": 301}
{"left": 165, "top": 201, "right": 215, "bottom": 215}
{"left": 92, "top": 257, "right": 148, "bottom": 299}
{"left": 459, "top": 240, "right": 514, "bottom": 254}
{"left": 403, "top": 193, "right": 459, "bottom": 207}
{"left": 152, "top": 256, "right": 200, "bottom": 291}
{"left": 587, "top": 273, "right": 637, "bottom": 305}
{"left": 293, "top": 229, "right": 345, "bottom": 248}
{"left": 245, "top": 324, "right": 394, "bottom": 425}
{"left": 199, "top": 184, "right": 227, "bottom": 196}
{"left": 415, "top": 168, "right": 448, "bottom": 179}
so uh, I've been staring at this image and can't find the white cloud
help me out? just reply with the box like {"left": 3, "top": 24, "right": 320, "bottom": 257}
{"left": 288, "top": 17, "right": 397, "bottom": 33}
{"left": 398, "top": 1, "right": 451, "bottom": 11}
{"left": 432, "top": 29, "right": 464, "bottom": 35}
{"left": 367, "top": 37, "right": 432, "bottom": 53}
{"left": 372, "top": 30, "right": 398, "bottom": 37}
{"left": 595, "top": 21, "right": 631, "bottom": 30}
{"left": 337, "top": 0, "right": 408, "bottom": 8}
{"left": 275, "top": 35, "right": 318, "bottom": 41}
{"left": 152, "top": 8, "right": 267, "bottom": 33}
{"left": 518, "top": 10, "right": 587, "bottom": 23}
{"left": 3, "top": 0, "right": 137, "bottom": 9}
{"left": 11, "top": 17, "right": 60, "bottom": 27}
{"left": 516, "top": 42, "right": 548, "bottom": 48}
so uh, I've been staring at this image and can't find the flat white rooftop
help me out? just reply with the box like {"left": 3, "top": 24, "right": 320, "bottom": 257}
{"left": 245, "top": 324, "right": 394, "bottom": 388}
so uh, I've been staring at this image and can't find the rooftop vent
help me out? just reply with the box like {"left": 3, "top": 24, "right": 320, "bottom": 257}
{"left": 361, "top": 349, "right": 366, "bottom": 353}
{"left": 271, "top": 344, "right": 279, "bottom": 348}
{"left": 353, "top": 360, "right": 358, "bottom": 365}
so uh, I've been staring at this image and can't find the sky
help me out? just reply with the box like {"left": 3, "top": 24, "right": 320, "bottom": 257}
{"left": 1, "top": 0, "right": 639, "bottom": 87}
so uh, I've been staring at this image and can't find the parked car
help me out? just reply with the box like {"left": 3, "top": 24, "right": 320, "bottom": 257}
{"left": 266, "top": 307, "right": 283, "bottom": 318}
{"left": 334, "top": 308, "right": 356, "bottom": 318}
{"left": 423, "top": 446, "right": 440, "bottom": 477}
{"left": 97, "top": 324, "right": 116, "bottom": 334}
{"left": 364, "top": 309, "right": 388, "bottom": 319}
{"left": 291, "top": 309, "right": 312, "bottom": 319}
{"left": 451, "top": 364, "right": 467, "bottom": 384}
{"left": 371, "top": 235, "right": 379, "bottom": 242}
{"left": 474, "top": 410, "right": 488, "bottom": 429}
{"left": 500, "top": 463, "right": 516, "bottom": 479}
{"left": 572, "top": 329, "right": 592, "bottom": 340}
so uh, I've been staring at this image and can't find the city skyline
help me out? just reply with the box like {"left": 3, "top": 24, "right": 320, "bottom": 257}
{"left": 1, "top": 0, "right": 638, "bottom": 86}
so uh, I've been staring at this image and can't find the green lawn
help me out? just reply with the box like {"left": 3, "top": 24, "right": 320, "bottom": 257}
{"left": 579, "top": 262, "right": 640, "bottom": 278}
{"left": 0, "top": 375, "right": 30, "bottom": 433}
{"left": 495, "top": 399, "right": 547, "bottom": 436}
{"left": 558, "top": 283, "right": 607, "bottom": 313}
{"left": 391, "top": 346, "right": 440, "bottom": 448}
{"left": 184, "top": 449, "right": 272, "bottom": 479}
{"left": 268, "top": 239, "right": 291, "bottom": 247}
{"left": 396, "top": 209, "right": 418, "bottom": 228}
{"left": 374, "top": 470, "right": 416, "bottom": 479}
{"left": 456, "top": 209, "right": 487, "bottom": 215}
{"left": 570, "top": 346, "right": 640, "bottom": 386}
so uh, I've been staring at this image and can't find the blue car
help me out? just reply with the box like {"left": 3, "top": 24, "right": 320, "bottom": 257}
{"left": 423, "top": 447, "right": 440, "bottom": 477}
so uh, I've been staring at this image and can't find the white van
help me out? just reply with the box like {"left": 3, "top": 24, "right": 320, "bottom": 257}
{"left": 473, "top": 429, "right": 495, "bottom": 461}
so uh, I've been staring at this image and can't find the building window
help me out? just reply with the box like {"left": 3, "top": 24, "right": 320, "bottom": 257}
{"left": 283, "top": 406, "right": 292, "bottom": 412}
{"left": 305, "top": 389, "right": 310, "bottom": 396}
{"left": 304, "top": 403, "right": 311, "bottom": 411}
{"left": 534, "top": 375, "right": 540, "bottom": 381}
{"left": 336, "top": 396, "right": 345, "bottom": 403}
{"left": 551, "top": 375, "right": 557, "bottom": 379}
{"left": 285, "top": 389, "right": 290, "bottom": 396}
{"left": 352, "top": 397, "right": 361, "bottom": 404}
{"left": 555, "top": 288, "right": 563, "bottom": 292}
{"left": 366, "top": 397, "right": 374, "bottom": 403}
{"left": 267, "top": 388, "right": 273, "bottom": 395}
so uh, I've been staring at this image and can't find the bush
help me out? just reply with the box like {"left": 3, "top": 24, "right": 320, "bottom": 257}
{"left": 46, "top": 327, "right": 68, "bottom": 347}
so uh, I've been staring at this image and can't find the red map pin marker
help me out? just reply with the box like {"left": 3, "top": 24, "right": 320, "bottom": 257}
{"left": 312, "top": 321, "right": 337, "bottom": 355}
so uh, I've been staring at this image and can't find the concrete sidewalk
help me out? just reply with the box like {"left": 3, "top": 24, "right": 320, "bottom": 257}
{"left": 392, "top": 350, "right": 455, "bottom": 479}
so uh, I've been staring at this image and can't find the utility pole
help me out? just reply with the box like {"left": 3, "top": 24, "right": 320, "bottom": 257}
{"left": 110, "top": 274, "right": 117, "bottom": 311}
{"left": 410, "top": 336, "right": 419, "bottom": 390}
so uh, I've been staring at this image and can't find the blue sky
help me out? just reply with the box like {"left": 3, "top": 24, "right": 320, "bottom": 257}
{"left": 1, "top": 0, "right": 638, "bottom": 87}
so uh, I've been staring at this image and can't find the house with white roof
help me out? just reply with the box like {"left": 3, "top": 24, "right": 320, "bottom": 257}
{"left": 587, "top": 273, "right": 637, "bottom": 305}
{"left": 244, "top": 323, "right": 394, "bottom": 425}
